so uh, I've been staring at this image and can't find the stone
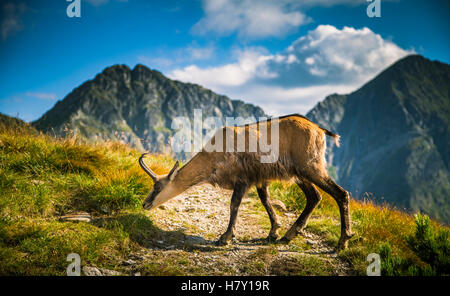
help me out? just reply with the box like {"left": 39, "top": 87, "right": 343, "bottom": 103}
{"left": 83, "top": 266, "right": 121, "bottom": 276}
{"left": 60, "top": 212, "right": 92, "bottom": 223}
{"left": 83, "top": 266, "right": 102, "bottom": 276}
{"left": 123, "top": 259, "right": 136, "bottom": 266}
{"left": 99, "top": 268, "right": 121, "bottom": 276}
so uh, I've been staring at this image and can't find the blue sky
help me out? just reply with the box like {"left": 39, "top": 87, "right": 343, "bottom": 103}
{"left": 0, "top": 0, "right": 449, "bottom": 121}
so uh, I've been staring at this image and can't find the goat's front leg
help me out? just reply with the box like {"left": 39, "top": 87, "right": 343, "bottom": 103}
{"left": 217, "top": 182, "right": 248, "bottom": 246}
{"left": 257, "top": 185, "right": 281, "bottom": 241}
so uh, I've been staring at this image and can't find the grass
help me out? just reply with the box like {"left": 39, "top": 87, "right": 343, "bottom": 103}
{"left": 0, "top": 121, "right": 448, "bottom": 275}
{"left": 0, "top": 123, "right": 176, "bottom": 275}
{"left": 252, "top": 180, "right": 449, "bottom": 275}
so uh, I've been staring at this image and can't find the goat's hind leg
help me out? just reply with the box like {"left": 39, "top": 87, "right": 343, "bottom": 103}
{"left": 302, "top": 174, "right": 354, "bottom": 250}
{"left": 217, "top": 182, "right": 248, "bottom": 246}
{"left": 279, "top": 178, "right": 321, "bottom": 243}
{"left": 257, "top": 184, "right": 281, "bottom": 241}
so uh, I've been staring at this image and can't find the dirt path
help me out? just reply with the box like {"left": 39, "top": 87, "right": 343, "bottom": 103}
{"left": 124, "top": 184, "right": 352, "bottom": 276}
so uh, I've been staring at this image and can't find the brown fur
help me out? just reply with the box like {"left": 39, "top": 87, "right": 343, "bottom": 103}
{"left": 175, "top": 115, "right": 329, "bottom": 189}
{"left": 141, "top": 114, "right": 354, "bottom": 249}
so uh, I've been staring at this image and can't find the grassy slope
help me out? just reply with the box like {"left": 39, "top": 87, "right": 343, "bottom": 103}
{"left": 0, "top": 123, "right": 448, "bottom": 275}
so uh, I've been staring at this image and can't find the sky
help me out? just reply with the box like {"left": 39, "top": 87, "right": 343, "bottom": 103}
{"left": 0, "top": 0, "right": 449, "bottom": 121}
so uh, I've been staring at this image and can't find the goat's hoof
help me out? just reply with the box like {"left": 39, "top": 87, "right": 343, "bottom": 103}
{"left": 266, "top": 233, "right": 279, "bottom": 242}
{"left": 216, "top": 234, "right": 232, "bottom": 246}
{"left": 336, "top": 232, "right": 354, "bottom": 250}
{"left": 336, "top": 242, "right": 348, "bottom": 251}
{"left": 336, "top": 237, "right": 352, "bottom": 250}
{"left": 216, "top": 240, "right": 228, "bottom": 246}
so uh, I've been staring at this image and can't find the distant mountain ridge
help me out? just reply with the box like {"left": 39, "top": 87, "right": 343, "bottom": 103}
{"left": 307, "top": 55, "right": 450, "bottom": 223}
{"left": 33, "top": 64, "right": 266, "bottom": 154}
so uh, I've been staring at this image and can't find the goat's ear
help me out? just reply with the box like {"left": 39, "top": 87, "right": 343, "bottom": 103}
{"left": 168, "top": 161, "right": 179, "bottom": 181}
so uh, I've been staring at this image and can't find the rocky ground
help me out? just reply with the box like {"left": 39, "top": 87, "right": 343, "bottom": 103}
{"left": 80, "top": 184, "right": 352, "bottom": 276}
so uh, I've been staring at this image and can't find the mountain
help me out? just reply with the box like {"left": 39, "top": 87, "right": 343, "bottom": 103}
{"left": 0, "top": 113, "right": 36, "bottom": 133}
{"left": 33, "top": 64, "right": 266, "bottom": 154}
{"left": 307, "top": 55, "right": 450, "bottom": 223}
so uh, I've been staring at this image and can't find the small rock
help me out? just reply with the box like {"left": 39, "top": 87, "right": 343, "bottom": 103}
{"left": 99, "top": 268, "right": 121, "bottom": 276}
{"left": 123, "top": 259, "right": 136, "bottom": 266}
{"left": 83, "top": 266, "right": 121, "bottom": 276}
{"left": 156, "top": 240, "right": 164, "bottom": 244}
{"left": 133, "top": 272, "right": 141, "bottom": 276}
{"left": 60, "top": 212, "right": 92, "bottom": 223}
{"left": 83, "top": 266, "right": 102, "bottom": 276}
{"left": 31, "top": 180, "right": 44, "bottom": 185}
{"left": 271, "top": 199, "right": 287, "bottom": 212}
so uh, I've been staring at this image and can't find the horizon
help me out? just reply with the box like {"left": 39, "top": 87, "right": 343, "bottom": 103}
{"left": 0, "top": 0, "right": 449, "bottom": 122}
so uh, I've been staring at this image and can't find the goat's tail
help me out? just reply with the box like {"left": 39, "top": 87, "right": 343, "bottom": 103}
{"left": 323, "top": 128, "right": 340, "bottom": 147}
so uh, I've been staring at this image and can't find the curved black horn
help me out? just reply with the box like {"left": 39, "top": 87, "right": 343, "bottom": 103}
{"left": 139, "top": 153, "right": 158, "bottom": 181}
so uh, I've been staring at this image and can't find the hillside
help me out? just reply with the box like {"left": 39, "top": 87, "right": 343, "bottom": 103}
{"left": 32, "top": 64, "right": 266, "bottom": 155}
{"left": 1, "top": 115, "right": 448, "bottom": 276}
{"left": 307, "top": 55, "right": 450, "bottom": 223}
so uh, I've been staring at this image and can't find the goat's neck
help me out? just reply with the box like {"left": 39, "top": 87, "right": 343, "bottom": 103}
{"left": 173, "top": 152, "right": 212, "bottom": 189}
{"left": 153, "top": 153, "right": 212, "bottom": 207}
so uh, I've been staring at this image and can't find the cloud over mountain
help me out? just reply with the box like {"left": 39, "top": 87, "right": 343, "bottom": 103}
{"left": 170, "top": 25, "right": 412, "bottom": 115}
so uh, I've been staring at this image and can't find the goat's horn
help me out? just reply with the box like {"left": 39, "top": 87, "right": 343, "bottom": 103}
{"left": 139, "top": 153, "right": 158, "bottom": 181}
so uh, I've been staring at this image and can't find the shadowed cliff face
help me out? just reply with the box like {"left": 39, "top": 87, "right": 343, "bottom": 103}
{"left": 307, "top": 55, "right": 450, "bottom": 223}
{"left": 33, "top": 64, "right": 266, "bottom": 155}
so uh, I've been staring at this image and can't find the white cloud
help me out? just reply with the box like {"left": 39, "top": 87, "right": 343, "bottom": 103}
{"left": 191, "top": 0, "right": 400, "bottom": 39}
{"left": 26, "top": 92, "right": 57, "bottom": 101}
{"left": 191, "top": 0, "right": 309, "bottom": 39}
{"left": 170, "top": 48, "right": 275, "bottom": 87}
{"left": 186, "top": 45, "right": 215, "bottom": 61}
{"left": 169, "top": 25, "right": 413, "bottom": 115}
{"left": 1, "top": 2, "right": 27, "bottom": 41}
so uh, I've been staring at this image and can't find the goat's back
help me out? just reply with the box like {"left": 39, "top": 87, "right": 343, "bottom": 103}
{"left": 202, "top": 115, "right": 328, "bottom": 188}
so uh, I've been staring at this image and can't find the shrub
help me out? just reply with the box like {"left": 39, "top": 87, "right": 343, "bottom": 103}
{"left": 379, "top": 214, "right": 449, "bottom": 276}
{"left": 407, "top": 214, "right": 450, "bottom": 275}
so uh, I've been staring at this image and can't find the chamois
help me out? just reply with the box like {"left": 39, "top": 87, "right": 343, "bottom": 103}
{"left": 139, "top": 114, "right": 354, "bottom": 249}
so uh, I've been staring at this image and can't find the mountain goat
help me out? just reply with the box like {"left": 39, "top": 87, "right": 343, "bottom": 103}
{"left": 139, "top": 114, "right": 354, "bottom": 249}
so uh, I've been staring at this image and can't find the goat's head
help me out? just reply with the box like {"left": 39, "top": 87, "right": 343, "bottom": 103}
{"left": 139, "top": 153, "right": 179, "bottom": 210}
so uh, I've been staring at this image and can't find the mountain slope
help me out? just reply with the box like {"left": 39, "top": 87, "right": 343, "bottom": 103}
{"left": 307, "top": 55, "right": 450, "bottom": 223}
{"left": 33, "top": 64, "right": 266, "bottom": 154}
